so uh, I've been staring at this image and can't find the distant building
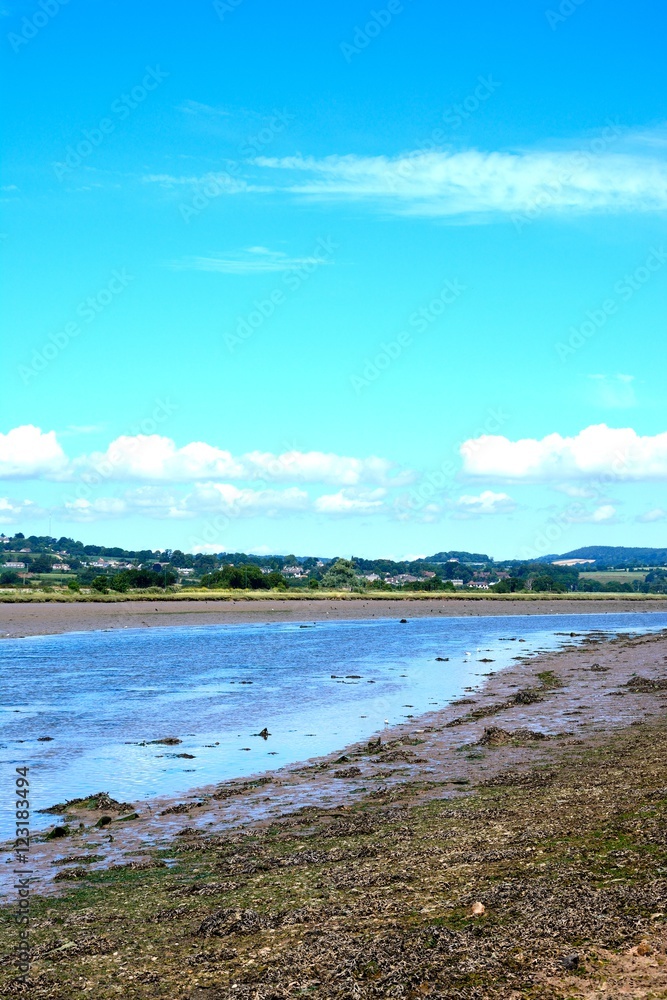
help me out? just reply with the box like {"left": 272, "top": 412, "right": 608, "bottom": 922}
{"left": 177, "top": 567, "right": 195, "bottom": 576}
{"left": 470, "top": 581, "right": 490, "bottom": 590}
{"left": 451, "top": 579, "right": 464, "bottom": 587}
{"left": 386, "top": 574, "right": 419, "bottom": 584}
{"left": 4, "top": 561, "right": 25, "bottom": 569}
{"left": 422, "top": 571, "right": 436, "bottom": 578}
{"left": 282, "top": 565, "right": 306, "bottom": 577}
{"left": 363, "top": 573, "right": 381, "bottom": 582}
{"left": 52, "top": 563, "right": 70, "bottom": 571}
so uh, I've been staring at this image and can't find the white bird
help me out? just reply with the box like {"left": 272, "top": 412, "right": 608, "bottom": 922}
{"left": 465, "top": 651, "right": 471, "bottom": 656}
{"left": 384, "top": 719, "right": 389, "bottom": 726}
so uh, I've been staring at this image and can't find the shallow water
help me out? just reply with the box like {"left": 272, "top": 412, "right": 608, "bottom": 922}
{"left": 2, "top": 610, "right": 666, "bottom": 837}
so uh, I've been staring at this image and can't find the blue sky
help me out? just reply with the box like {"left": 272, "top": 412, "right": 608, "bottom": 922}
{"left": 1, "top": 0, "right": 666, "bottom": 559}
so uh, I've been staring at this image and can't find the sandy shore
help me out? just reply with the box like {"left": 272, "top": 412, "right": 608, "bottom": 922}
{"left": 2, "top": 595, "right": 666, "bottom": 637}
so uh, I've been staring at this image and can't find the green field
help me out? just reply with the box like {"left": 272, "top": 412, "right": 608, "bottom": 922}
{"left": 579, "top": 570, "right": 648, "bottom": 584}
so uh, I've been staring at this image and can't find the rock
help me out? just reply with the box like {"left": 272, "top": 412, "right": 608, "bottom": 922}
{"left": 95, "top": 816, "right": 112, "bottom": 828}
{"left": 43, "top": 792, "right": 134, "bottom": 814}
{"left": 470, "top": 902, "right": 485, "bottom": 916}
{"left": 560, "top": 952, "right": 579, "bottom": 971}
{"left": 149, "top": 737, "right": 182, "bottom": 745}
{"left": 257, "top": 728, "right": 270, "bottom": 739}
{"left": 636, "top": 940, "right": 653, "bottom": 956}
{"left": 37, "top": 736, "right": 54, "bottom": 741}
{"left": 435, "top": 657, "right": 449, "bottom": 662}
{"left": 399, "top": 618, "right": 408, "bottom": 623}
{"left": 46, "top": 825, "right": 70, "bottom": 840}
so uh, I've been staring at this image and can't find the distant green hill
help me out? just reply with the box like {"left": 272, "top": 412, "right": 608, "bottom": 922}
{"left": 550, "top": 546, "right": 667, "bottom": 568}
{"left": 427, "top": 550, "right": 491, "bottom": 564}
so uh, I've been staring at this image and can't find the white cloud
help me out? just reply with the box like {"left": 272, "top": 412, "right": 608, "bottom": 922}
{"left": 0, "top": 426, "right": 68, "bottom": 479}
{"left": 255, "top": 147, "right": 667, "bottom": 219}
{"left": 63, "top": 497, "right": 128, "bottom": 521}
{"left": 242, "top": 450, "right": 409, "bottom": 486}
{"left": 73, "top": 435, "right": 409, "bottom": 487}
{"left": 460, "top": 424, "right": 667, "bottom": 481}
{"left": 183, "top": 483, "right": 309, "bottom": 518}
{"left": 75, "top": 436, "right": 244, "bottom": 483}
{"left": 0, "top": 427, "right": 415, "bottom": 496}
{"left": 453, "top": 490, "right": 516, "bottom": 518}
{"left": 0, "top": 497, "right": 41, "bottom": 524}
{"left": 314, "top": 488, "right": 387, "bottom": 515}
{"left": 170, "top": 246, "right": 329, "bottom": 275}
{"left": 567, "top": 504, "right": 618, "bottom": 524}
{"left": 61, "top": 483, "right": 311, "bottom": 522}
{"left": 637, "top": 507, "right": 667, "bottom": 523}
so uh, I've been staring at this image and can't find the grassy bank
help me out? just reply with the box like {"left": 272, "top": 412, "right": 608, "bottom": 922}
{"left": 2, "top": 588, "right": 667, "bottom": 604}
{"left": 2, "top": 718, "right": 666, "bottom": 998}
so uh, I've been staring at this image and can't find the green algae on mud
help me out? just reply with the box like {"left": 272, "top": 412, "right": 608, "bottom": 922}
{"left": 3, "top": 717, "right": 667, "bottom": 999}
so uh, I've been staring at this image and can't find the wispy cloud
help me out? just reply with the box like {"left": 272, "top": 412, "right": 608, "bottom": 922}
{"left": 178, "top": 100, "right": 231, "bottom": 118}
{"left": 452, "top": 490, "right": 516, "bottom": 518}
{"left": 636, "top": 507, "right": 667, "bottom": 523}
{"left": 142, "top": 170, "right": 253, "bottom": 195}
{"left": 169, "top": 246, "right": 331, "bottom": 275}
{"left": 587, "top": 373, "right": 637, "bottom": 409}
{"left": 254, "top": 147, "right": 667, "bottom": 219}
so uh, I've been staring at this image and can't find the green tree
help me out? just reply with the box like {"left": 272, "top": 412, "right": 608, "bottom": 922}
{"left": 31, "top": 554, "right": 53, "bottom": 574}
{"left": 90, "top": 575, "right": 109, "bottom": 593}
{"left": 321, "top": 558, "right": 358, "bottom": 590}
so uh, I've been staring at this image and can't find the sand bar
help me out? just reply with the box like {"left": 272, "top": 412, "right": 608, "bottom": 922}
{"left": 2, "top": 594, "right": 667, "bottom": 637}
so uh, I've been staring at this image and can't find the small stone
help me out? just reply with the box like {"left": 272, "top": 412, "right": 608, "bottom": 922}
{"left": 470, "top": 901, "right": 485, "bottom": 916}
{"left": 636, "top": 940, "right": 652, "bottom": 956}
{"left": 560, "top": 952, "right": 579, "bottom": 971}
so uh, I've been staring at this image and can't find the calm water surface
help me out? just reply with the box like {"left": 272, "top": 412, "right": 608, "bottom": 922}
{"left": 1, "top": 610, "right": 666, "bottom": 837}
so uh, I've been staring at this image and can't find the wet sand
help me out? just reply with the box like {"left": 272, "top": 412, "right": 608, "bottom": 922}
{"left": 12, "top": 624, "right": 667, "bottom": 898}
{"left": 1, "top": 594, "right": 666, "bottom": 638}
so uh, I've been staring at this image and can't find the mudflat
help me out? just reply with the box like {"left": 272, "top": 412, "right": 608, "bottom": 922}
{"left": 2, "top": 626, "right": 667, "bottom": 997}
{"left": 1, "top": 594, "right": 666, "bottom": 637}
